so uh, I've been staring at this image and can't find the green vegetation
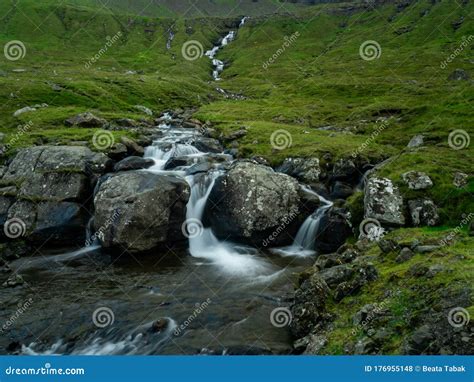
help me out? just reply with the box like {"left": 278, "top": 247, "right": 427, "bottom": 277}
{"left": 320, "top": 228, "right": 473, "bottom": 354}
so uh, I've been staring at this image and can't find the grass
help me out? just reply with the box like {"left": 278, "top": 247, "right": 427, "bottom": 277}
{"left": 0, "top": 1, "right": 472, "bottom": 219}
{"left": 319, "top": 227, "right": 473, "bottom": 354}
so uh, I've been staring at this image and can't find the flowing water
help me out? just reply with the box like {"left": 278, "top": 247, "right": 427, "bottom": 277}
{"left": 0, "top": 17, "right": 333, "bottom": 355}
{"left": 205, "top": 16, "right": 247, "bottom": 80}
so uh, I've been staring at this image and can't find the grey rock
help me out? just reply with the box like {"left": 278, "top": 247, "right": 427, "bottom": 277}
{"left": 290, "top": 274, "right": 330, "bottom": 338}
{"left": 319, "top": 264, "right": 354, "bottom": 288}
{"left": 448, "top": 69, "right": 470, "bottom": 81}
{"left": 414, "top": 245, "right": 440, "bottom": 254}
{"left": 19, "top": 172, "right": 89, "bottom": 201}
{"left": 453, "top": 172, "right": 468, "bottom": 188}
{"left": 13, "top": 106, "right": 36, "bottom": 117}
{"left": 315, "top": 207, "right": 352, "bottom": 254}
{"left": 113, "top": 156, "right": 154, "bottom": 172}
{"left": 364, "top": 177, "right": 405, "bottom": 226}
{"left": 107, "top": 143, "right": 128, "bottom": 161}
{"left": 65, "top": 112, "right": 106, "bottom": 127}
{"left": 377, "top": 239, "right": 399, "bottom": 254}
{"left": 404, "top": 324, "right": 434, "bottom": 354}
{"left": 190, "top": 137, "right": 223, "bottom": 153}
{"left": 277, "top": 157, "right": 322, "bottom": 183}
{"left": 120, "top": 136, "right": 144, "bottom": 156}
{"left": 134, "top": 105, "right": 153, "bottom": 116}
{"left": 396, "top": 247, "right": 415, "bottom": 263}
{"left": 408, "top": 199, "right": 439, "bottom": 226}
{"left": 402, "top": 171, "right": 433, "bottom": 190}
{"left": 407, "top": 134, "right": 424, "bottom": 148}
{"left": 2, "top": 274, "right": 24, "bottom": 288}
{"left": 94, "top": 171, "right": 190, "bottom": 253}
{"left": 205, "top": 161, "right": 306, "bottom": 245}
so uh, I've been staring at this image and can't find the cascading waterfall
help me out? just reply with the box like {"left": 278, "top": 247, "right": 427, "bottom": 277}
{"left": 205, "top": 16, "right": 248, "bottom": 81}
{"left": 271, "top": 190, "right": 333, "bottom": 257}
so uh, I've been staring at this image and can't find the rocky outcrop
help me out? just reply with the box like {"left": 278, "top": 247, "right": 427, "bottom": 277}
{"left": 364, "top": 177, "right": 405, "bottom": 226}
{"left": 205, "top": 161, "right": 315, "bottom": 245}
{"left": 291, "top": 246, "right": 378, "bottom": 352}
{"left": 93, "top": 171, "right": 190, "bottom": 254}
{"left": 0, "top": 146, "right": 112, "bottom": 245}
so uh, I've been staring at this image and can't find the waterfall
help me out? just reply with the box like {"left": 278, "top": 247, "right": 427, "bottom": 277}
{"left": 272, "top": 190, "right": 333, "bottom": 257}
{"left": 144, "top": 121, "right": 274, "bottom": 277}
{"left": 205, "top": 16, "right": 247, "bottom": 81}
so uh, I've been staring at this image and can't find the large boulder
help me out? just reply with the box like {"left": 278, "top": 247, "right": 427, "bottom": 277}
{"left": 364, "top": 178, "right": 405, "bottom": 226}
{"left": 94, "top": 171, "right": 190, "bottom": 254}
{"left": 205, "top": 161, "right": 315, "bottom": 246}
{"left": 0, "top": 146, "right": 112, "bottom": 245}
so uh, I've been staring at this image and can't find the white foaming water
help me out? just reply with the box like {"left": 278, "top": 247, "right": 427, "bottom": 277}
{"left": 185, "top": 173, "right": 273, "bottom": 277}
{"left": 272, "top": 189, "right": 333, "bottom": 257}
{"left": 205, "top": 17, "right": 247, "bottom": 81}
{"left": 22, "top": 319, "right": 178, "bottom": 356}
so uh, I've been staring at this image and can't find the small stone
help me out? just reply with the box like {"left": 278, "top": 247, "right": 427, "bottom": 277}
{"left": 414, "top": 245, "right": 440, "bottom": 254}
{"left": 396, "top": 247, "right": 414, "bottom": 263}
{"left": 378, "top": 239, "right": 399, "bottom": 254}
{"left": 408, "top": 199, "right": 439, "bottom": 227}
{"left": 448, "top": 68, "right": 469, "bottom": 81}
{"left": 2, "top": 274, "right": 24, "bottom": 288}
{"left": 402, "top": 171, "right": 433, "bottom": 190}
{"left": 407, "top": 135, "right": 424, "bottom": 148}
{"left": 134, "top": 105, "right": 153, "bottom": 116}
{"left": 453, "top": 172, "right": 468, "bottom": 188}
{"left": 150, "top": 318, "right": 168, "bottom": 333}
{"left": 13, "top": 106, "right": 36, "bottom": 117}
